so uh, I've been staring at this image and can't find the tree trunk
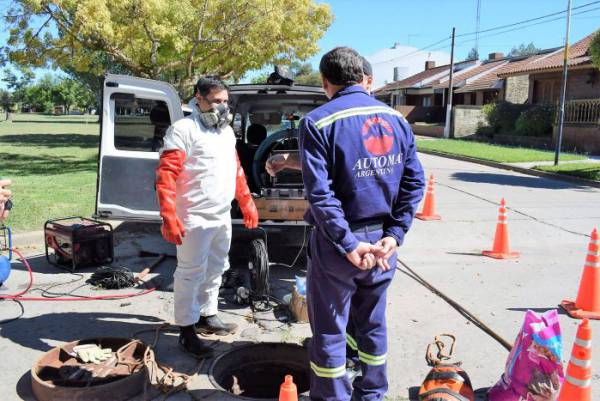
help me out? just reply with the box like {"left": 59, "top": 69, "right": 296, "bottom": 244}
{"left": 5, "top": 110, "right": 13, "bottom": 122}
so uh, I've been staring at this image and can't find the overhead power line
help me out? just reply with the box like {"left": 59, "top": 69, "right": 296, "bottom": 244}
{"left": 373, "top": 1, "right": 600, "bottom": 67}
{"left": 456, "top": 0, "right": 600, "bottom": 38}
{"left": 372, "top": 36, "right": 451, "bottom": 65}
{"left": 455, "top": 6, "right": 600, "bottom": 47}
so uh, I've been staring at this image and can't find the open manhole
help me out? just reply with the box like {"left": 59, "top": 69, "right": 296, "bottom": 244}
{"left": 209, "top": 342, "right": 309, "bottom": 399}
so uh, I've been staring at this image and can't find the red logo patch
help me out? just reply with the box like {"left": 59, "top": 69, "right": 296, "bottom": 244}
{"left": 362, "top": 117, "right": 394, "bottom": 156}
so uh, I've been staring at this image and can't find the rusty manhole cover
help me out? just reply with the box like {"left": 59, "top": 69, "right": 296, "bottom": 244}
{"left": 31, "top": 337, "right": 148, "bottom": 401}
{"left": 209, "top": 342, "right": 309, "bottom": 399}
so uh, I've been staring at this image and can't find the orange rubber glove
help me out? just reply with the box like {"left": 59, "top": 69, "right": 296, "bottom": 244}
{"left": 156, "top": 149, "right": 186, "bottom": 245}
{"left": 235, "top": 152, "right": 258, "bottom": 229}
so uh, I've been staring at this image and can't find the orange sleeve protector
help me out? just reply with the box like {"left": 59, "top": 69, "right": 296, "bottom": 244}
{"left": 156, "top": 149, "right": 186, "bottom": 244}
{"left": 235, "top": 152, "right": 258, "bottom": 229}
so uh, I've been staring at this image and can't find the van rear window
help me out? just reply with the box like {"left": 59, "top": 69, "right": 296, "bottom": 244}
{"left": 112, "top": 95, "right": 170, "bottom": 152}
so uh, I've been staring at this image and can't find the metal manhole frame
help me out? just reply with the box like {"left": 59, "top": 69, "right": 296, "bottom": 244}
{"left": 208, "top": 342, "right": 309, "bottom": 401}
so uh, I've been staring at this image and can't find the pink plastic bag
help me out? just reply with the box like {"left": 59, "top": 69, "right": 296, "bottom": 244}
{"left": 488, "top": 310, "right": 564, "bottom": 401}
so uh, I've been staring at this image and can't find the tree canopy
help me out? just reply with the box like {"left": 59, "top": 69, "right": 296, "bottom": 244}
{"left": 4, "top": 0, "right": 332, "bottom": 95}
{"left": 508, "top": 42, "right": 541, "bottom": 57}
{"left": 251, "top": 61, "right": 321, "bottom": 85}
{"left": 2, "top": 68, "right": 34, "bottom": 104}
{"left": 1, "top": 70, "right": 98, "bottom": 113}
{"left": 467, "top": 47, "right": 479, "bottom": 60}
{"left": 590, "top": 29, "right": 600, "bottom": 70}
{"left": 1, "top": 90, "right": 15, "bottom": 121}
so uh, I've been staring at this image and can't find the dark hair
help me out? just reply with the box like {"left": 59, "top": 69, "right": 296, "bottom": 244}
{"left": 319, "top": 47, "right": 364, "bottom": 86}
{"left": 246, "top": 123, "right": 267, "bottom": 146}
{"left": 361, "top": 56, "right": 373, "bottom": 77}
{"left": 195, "top": 76, "right": 229, "bottom": 97}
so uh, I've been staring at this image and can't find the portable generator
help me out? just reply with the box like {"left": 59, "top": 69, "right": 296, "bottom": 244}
{"left": 44, "top": 217, "right": 114, "bottom": 271}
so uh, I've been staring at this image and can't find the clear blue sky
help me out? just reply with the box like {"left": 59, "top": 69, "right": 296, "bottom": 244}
{"left": 1, "top": 0, "right": 599, "bottom": 88}
{"left": 307, "top": 0, "right": 600, "bottom": 64}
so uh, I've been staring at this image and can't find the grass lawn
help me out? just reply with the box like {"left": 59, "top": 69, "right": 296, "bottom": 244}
{"left": 416, "top": 139, "right": 586, "bottom": 163}
{"left": 535, "top": 162, "right": 600, "bottom": 182}
{"left": 0, "top": 113, "right": 99, "bottom": 232}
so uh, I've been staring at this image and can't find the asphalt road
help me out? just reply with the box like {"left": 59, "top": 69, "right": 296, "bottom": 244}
{"left": 386, "top": 153, "right": 600, "bottom": 399}
{"left": 1, "top": 152, "right": 599, "bottom": 401}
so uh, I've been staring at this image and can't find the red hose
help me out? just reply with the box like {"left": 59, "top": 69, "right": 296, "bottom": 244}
{"left": 0, "top": 249, "right": 157, "bottom": 301}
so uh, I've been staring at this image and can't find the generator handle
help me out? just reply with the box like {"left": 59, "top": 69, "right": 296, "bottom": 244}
{"left": 7, "top": 227, "right": 12, "bottom": 261}
{"left": 2, "top": 226, "right": 12, "bottom": 261}
{"left": 0, "top": 225, "right": 11, "bottom": 261}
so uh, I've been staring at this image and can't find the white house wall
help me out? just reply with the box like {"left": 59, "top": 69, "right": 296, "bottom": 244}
{"left": 367, "top": 44, "right": 451, "bottom": 89}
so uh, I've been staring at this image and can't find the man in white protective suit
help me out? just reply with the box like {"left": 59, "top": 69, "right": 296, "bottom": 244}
{"left": 156, "top": 76, "right": 259, "bottom": 358}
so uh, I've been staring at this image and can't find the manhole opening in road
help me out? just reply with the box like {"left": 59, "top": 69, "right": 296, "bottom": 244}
{"left": 209, "top": 342, "right": 310, "bottom": 399}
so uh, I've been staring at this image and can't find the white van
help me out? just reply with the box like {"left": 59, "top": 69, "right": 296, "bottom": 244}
{"left": 95, "top": 74, "right": 327, "bottom": 283}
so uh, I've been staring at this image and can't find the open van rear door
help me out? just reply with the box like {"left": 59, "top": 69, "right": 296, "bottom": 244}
{"left": 95, "top": 74, "right": 184, "bottom": 221}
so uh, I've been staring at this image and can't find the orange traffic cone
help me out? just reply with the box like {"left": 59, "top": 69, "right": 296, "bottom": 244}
{"left": 557, "top": 318, "right": 592, "bottom": 401}
{"left": 416, "top": 174, "right": 441, "bottom": 221}
{"left": 561, "top": 228, "right": 600, "bottom": 319}
{"left": 279, "top": 375, "right": 298, "bottom": 401}
{"left": 482, "top": 198, "right": 519, "bottom": 259}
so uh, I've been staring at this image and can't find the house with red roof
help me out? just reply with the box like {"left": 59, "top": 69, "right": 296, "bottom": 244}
{"left": 498, "top": 33, "right": 599, "bottom": 105}
{"left": 373, "top": 31, "right": 599, "bottom": 148}
{"left": 373, "top": 49, "right": 562, "bottom": 111}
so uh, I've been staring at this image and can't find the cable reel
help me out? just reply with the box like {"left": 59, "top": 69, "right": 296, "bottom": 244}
{"left": 248, "top": 237, "right": 270, "bottom": 307}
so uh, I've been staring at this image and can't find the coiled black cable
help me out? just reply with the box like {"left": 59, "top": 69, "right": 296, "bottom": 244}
{"left": 89, "top": 265, "right": 135, "bottom": 289}
{"left": 248, "top": 238, "right": 271, "bottom": 312}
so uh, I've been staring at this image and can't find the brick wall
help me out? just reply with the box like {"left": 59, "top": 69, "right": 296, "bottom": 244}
{"left": 395, "top": 105, "right": 446, "bottom": 123}
{"left": 452, "top": 105, "right": 488, "bottom": 138}
{"left": 411, "top": 123, "right": 445, "bottom": 137}
{"left": 566, "top": 69, "right": 600, "bottom": 100}
{"left": 529, "top": 69, "right": 600, "bottom": 103}
{"left": 556, "top": 124, "right": 600, "bottom": 155}
{"left": 505, "top": 75, "right": 530, "bottom": 103}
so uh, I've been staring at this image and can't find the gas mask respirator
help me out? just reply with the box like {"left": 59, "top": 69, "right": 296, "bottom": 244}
{"left": 199, "top": 103, "right": 233, "bottom": 129}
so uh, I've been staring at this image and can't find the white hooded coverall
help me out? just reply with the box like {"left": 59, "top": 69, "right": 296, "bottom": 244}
{"left": 160, "top": 107, "right": 237, "bottom": 326}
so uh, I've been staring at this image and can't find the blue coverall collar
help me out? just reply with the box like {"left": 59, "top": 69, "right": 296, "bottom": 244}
{"left": 332, "top": 85, "right": 368, "bottom": 100}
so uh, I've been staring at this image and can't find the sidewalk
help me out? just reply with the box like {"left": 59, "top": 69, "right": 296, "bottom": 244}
{"left": 507, "top": 155, "right": 600, "bottom": 169}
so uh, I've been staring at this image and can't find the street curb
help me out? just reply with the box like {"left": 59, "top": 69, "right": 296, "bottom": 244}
{"left": 418, "top": 149, "right": 600, "bottom": 189}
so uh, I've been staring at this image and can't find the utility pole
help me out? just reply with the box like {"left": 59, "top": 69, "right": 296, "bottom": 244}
{"left": 554, "top": 0, "right": 572, "bottom": 166}
{"left": 443, "top": 27, "right": 456, "bottom": 139}
{"left": 475, "top": 0, "right": 482, "bottom": 56}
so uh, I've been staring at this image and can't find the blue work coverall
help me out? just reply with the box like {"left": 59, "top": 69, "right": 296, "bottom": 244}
{"left": 299, "top": 85, "right": 425, "bottom": 401}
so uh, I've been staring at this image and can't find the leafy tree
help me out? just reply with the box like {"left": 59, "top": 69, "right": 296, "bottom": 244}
{"left": 4, "top": 0, "right": 333, "bottom": 96}
{"left": 75, "top": 83, "right": 98, "bottom": 113}
{"left": 509, "top": 42, "right": 541, "bottom": 57}
{"left": 24, "top": 74, "right": 56, "bottom": 112}
{"left": 2, "top": 67, "right": 34, "bottom": 104}
{"left": 590, "top": 29, "right": 600, "bottom": 70}
{"left": 52, "top": 78, "right": 94, "bottom": 113}
{"left": 250, "top": 62, "right": 321, "bottom": 85}
{"left": 63, "top": 52, "right": 132, "bottom": 110}
{"left": 294, "top": 70, "right": 321, "bottom": 86}
{"left": 0, "top": 90, "right": 15, "bottom": 121}
{"left": 251, "top": 72, "right": 271, "bottom": 84}
{"left": 289, "top": 61, "right": 313, "bottom": 77}
{"left": 467, "top": 47, "right": 479, "bottom": 60}
{"left": 290, "top": 61, "right": 321, "bottom": 85}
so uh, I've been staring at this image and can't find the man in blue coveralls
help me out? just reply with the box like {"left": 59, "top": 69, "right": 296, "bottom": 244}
{"left": 300, "top": 46, "right": 425, "bottom": 401}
